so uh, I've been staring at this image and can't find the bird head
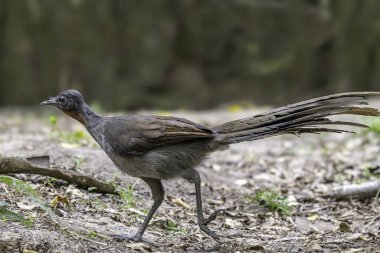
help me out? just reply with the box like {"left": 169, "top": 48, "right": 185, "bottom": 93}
{"left": 40, "top": 90, "right": 85, "bottom": 111}
{"left": 41, "top": 90, "right": 88, "bottom": 124}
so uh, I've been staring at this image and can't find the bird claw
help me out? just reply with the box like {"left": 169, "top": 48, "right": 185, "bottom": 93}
{"left": 203, "top": 208, "right": 225, "bottom": 226}
{"left": 199, "top": 212, "right": 223, "bottom": 242}
{"left": 199, "top": 207, "right": 234, "bottom": 241}
{"left": 203, "top": 207, "right": 233, "bottom": 226}
{"left": 199, "top": 224, "right": 221, "bottom": 242}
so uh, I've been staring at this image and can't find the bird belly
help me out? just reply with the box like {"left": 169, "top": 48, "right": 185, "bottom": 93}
{"left": 103, "top": 141, "right": 213, "bottom": 180}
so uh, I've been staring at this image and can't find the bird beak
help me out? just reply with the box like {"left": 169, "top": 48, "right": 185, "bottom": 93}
{"left": 40, "top": 97, "right": 57, "bottom": 106}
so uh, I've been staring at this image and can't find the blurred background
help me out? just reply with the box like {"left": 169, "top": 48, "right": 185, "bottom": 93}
{"left": 0, "top": 0, "right": 379, "bottom": 110}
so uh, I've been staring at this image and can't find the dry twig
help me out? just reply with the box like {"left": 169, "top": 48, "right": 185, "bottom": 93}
{"left": 331, "top": 181, "right": 380, "bottom": 200}
{"left": 0, "top": 156, "right": 116, "bottom": 194}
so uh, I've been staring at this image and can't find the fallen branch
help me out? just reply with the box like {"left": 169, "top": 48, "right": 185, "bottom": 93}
{"left": 331, "top": 181, "right": 380, "bottom": 200}
{"left": 0, "top": 156, "right": 116, "bottom": 194}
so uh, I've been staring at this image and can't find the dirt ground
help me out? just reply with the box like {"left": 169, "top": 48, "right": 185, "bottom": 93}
{"left": 0, "top": 107, "right": 379, "bottom": 253}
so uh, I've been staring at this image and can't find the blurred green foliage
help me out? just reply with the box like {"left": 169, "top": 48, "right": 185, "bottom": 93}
{"left": 0, "top": 175, "right": 59, "bottom": 223}
{"left": 368, "top": 117, "right": 380, "bottom": 134}
{"left": 0, "top": 201, "right": 33, "bottom": 226}
{"left": 48, "top": 115, "right": 57, "bottom": 126}
{"left": 118, "top": 181, "right": 138, "bottom": 209}
{"left": 48, "top": 115, "right": 91, "bottom": 145}
{"left": 248, "top": 190, "right": 293, "bottom": 216}
{"left": 0, "top": 0, "right": 379, "bottom": 110}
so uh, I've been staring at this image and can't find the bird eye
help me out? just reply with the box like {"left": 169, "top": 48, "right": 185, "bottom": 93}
{"left": 58, "top": 96, "right": 66, "bottom": 103}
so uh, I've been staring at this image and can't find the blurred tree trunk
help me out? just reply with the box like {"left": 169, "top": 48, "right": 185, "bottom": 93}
{"left": 0, "top": 0, "right": 6, "bottom": 102}
{"left": 0, "top": 0, "right": 379, "bottom": 109}
{"left": 332, "top": 0, "right": 380, "bottom": 92}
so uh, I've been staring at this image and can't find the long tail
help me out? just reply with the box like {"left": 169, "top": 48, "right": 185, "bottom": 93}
{"left": 213, "top": 92, "right": 380, "bottom": 144}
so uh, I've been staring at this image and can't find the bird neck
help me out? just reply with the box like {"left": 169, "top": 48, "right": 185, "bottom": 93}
{"left": 62, "top": 103, "right": 102, "bottom": 126}
{"left": 80, "top": 104, "right": 102, "bottom": 125}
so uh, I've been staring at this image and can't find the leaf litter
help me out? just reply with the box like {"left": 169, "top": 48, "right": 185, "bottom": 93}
{"left": 0, "top": 109, "right": 379, "bottom": 252}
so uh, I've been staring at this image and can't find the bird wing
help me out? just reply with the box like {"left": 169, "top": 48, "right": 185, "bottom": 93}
{"left": 104, "top": 115, "right": 215, "bottom": 155}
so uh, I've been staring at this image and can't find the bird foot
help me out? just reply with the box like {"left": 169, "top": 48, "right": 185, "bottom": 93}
{"left": 200, "top": 207, "right": 234, "bottom": 242}
{"left": 203, "top": 208, "right": 227, "bottom": 226}
{"left": 199, "top": 223, "right": 221, "bottom": 242}
{"left": 204, "top": 206, "right": 235, "bottom": 226}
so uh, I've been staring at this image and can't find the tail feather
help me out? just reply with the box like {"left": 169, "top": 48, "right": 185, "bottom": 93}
{"left": 214, "top": 92, "right": 380, "bottom": 144}
{"left": 284, "top": 127, "right": 354, "bottom": 135}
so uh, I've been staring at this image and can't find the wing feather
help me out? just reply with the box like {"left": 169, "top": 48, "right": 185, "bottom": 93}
{"left": 104, "top": 115, "right": 214, "bottom": 155}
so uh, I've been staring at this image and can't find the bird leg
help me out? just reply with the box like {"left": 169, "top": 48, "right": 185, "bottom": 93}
{"left": 192, "top": 171, "right": 222, "bottom": 241}
{"left": 110, "top": 177, "right": 164, "bottom": 244}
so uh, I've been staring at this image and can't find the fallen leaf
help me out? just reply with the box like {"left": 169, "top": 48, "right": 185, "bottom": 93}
{"left": 307, "top": 214, "right": 319, "bottom": 221}
{"left": 339, "top": 222, "right": 351, "bottom": 232}
{"left": 22, "top": 250, "right": 38, "bottom": 253}
{"left": 356, "top": 234, "right": 372, "bottom": 241}
{"left": 128, "top": 208, "right": 146, "bottom": 216}
{"left": 16, "top": 202, "right": 37, "bottom": 211}
{"left": 341, "top": 249, "right": 365, "bottom": 253}
{"left": 287, "top": 195, "right": 298, "bottom": 206}
{"left": 308, "top": 242, "right": 322, "bottom": 251}
{"left": 126, "top": 242, "right": 152, "bottom": 253}
{"left": 50, "top": 195, "right": 70, "bottom": 210}
{"left": 248, "top": 245, "right": 265, "bottom": 251}
{"left": 207, "top": 199, "right": 224, "bottom": 206}
{"left": 234, "top": 179, "right": 248, "bottom": 186}
{"left": 104, "top": 208, "right": 118, "bottom": 214}
{"left": 65, "top": 186, "right": 85, "bottom": 198}
{"left": 224, "top": 218, "right": 241, "bottom": 229}
{"left": 340, "top": 210, "right": 357, "bottom": 219}
{"left": 346, "top": 233, "right": 372, "bottom": 241}
{"left": 168, "top": 197, "right": 192, "bottom": 210}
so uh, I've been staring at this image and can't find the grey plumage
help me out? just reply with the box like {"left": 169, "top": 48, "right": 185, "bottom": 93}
{"left": 41, "top": 90, "right": 380, "bottom": 243}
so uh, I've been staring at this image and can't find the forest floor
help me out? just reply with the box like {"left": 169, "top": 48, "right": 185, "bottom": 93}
{"left": 0, "top": 107, "right": 379, "bottom": 253}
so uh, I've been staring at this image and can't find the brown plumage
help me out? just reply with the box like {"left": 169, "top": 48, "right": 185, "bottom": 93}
{"left": 41, "top": 90, "right": 380, "bottom": 244}
{"left": 215, "top": 92, "right": 379, "bottom": 143}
